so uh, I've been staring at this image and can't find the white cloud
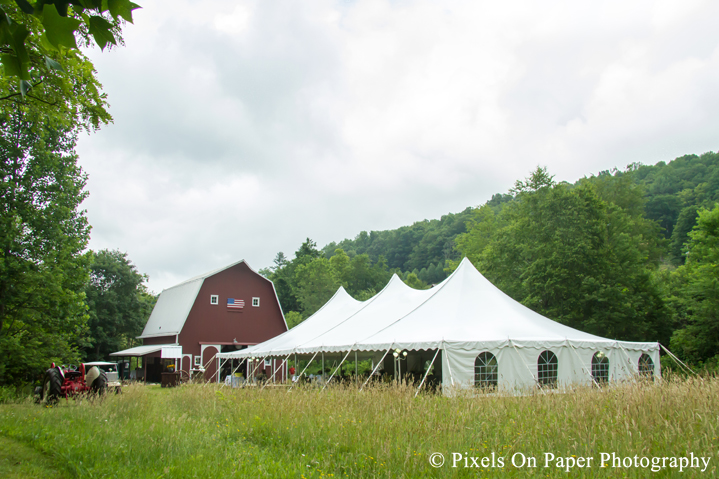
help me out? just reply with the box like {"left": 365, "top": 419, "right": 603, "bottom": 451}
{"left": 77, "top": 0, "right": 719, "bottom": 292}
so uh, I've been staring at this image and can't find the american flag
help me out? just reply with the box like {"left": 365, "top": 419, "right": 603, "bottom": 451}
{"left": 227, "top": 298, "right": 244, "bottom": 309}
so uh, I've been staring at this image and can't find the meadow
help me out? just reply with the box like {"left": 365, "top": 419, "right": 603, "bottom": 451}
{"left": 0, "top": 375, "right": 717, "bottom": 478}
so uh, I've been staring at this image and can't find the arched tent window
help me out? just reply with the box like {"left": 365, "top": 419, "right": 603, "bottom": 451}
{"left": 474, "top": 352, "right": 498, "bottom": 389}
{"left": 537, "top": 350, "right": 558, "bottom": 388}
{"left": 591, "top": 351, "right": 609, "bottom": 385}
{"left": 638, "top": 353, "right": 654, "bottom": 378}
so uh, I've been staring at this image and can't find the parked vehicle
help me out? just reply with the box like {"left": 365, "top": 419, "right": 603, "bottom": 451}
{"left": 35, "top": 363, "right": 107, "bottom": 403}
{"left": 84, "top": 361, "right": 123, "bottom": 393}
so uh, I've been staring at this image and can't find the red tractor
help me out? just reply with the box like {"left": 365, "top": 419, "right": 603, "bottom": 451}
{"left": 36, "top": 363, "right": 107, "bottom": 403}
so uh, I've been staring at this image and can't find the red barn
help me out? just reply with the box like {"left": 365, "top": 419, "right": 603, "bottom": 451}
{"left": 111, "top": 260, "right": 287, "bottom": 383}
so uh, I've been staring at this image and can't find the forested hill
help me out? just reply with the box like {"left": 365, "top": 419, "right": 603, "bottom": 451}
{"left": 324, "top": 150, "right": 719, "bottom": 272}
{"left": 265, "top": 150, "right": 719, "bottom": 367}
{"left": 321, "top": 207, "right": 474, "bottom": 284}
{"left": 631, "top": 151, "right": 719, "bottom": 261}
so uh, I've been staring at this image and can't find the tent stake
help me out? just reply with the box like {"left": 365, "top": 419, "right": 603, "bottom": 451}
{"left": 415, "top": 348, "right": 440, "bottom": 398}
{"left": 360, "top": 345, "right": 393, "bottom": 392}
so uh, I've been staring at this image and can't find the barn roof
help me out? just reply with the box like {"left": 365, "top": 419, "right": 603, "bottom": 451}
{"left": 110, "top": 344, "right": 177, "bottom": 356}
{"left": 139, "top": 260, "right": 247, "bottom": 339}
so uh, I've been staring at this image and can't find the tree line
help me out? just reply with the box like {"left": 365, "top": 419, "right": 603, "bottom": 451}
{"left": 259, "top": 240, "right": 431, "bottom": 329}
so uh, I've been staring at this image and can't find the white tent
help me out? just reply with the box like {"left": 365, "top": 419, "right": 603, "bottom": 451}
{"left": 236, "top": 285, "right": 368, "bottom": 359}
{"left": 218, "top": 258, "right": 660, "bottom": 392}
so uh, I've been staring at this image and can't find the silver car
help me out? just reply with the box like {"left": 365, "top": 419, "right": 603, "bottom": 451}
{"left": 84, "top": 361, "right": 122, "bottom": 393}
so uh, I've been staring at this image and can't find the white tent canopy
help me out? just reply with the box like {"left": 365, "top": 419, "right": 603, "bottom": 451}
{"left": 232, "top": 285, "right": 368, "bottom": 359}
{"left": 217, "top": 258, "right": 659, "bottom": 392}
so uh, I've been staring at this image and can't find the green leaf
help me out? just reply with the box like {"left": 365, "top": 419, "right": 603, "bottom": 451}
{"left": 41, "top": 4, "right": 82, "bottom": 49}
{"left": 108, "top": 0, "right": 140, "bottom": 23}
{"left": 88, "top": 15, "right": 116, "bottom": 50}
{"left": 39, "top": 32, "right": 58, "bottom": 51}
{"left": 1, "top": 53, "right": 23, "bottom": 77}
{"left": 10, "top": 24, "right": 30, "bottom": 65}
{"left": 44, "top": 55, "right": 65, "bottom": 72}
{"left": 20, "top": 79, "right": 31, "bottom": 96}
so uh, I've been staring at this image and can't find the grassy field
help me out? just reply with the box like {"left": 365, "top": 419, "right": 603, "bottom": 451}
{"left": 0, "top": 376, "right": 717, "bottom": 478}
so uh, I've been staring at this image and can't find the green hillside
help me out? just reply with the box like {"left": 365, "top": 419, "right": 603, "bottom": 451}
{"left": 265, "top": 150, "right": 719, "bottom": 368}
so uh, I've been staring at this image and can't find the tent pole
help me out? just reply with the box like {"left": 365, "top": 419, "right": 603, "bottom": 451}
{"left": 322, "top": 352, "right": 325, "bottom": 382}
{"left": 249, "top": 356, "right": 266, "bottom": 383}
{"left": 323, "top": 348, "right": 355, "bottom": 391}
{"left": 227, "top": 358, "right": 247, "bottom": 386}
{"left": 415, "top": 348, "right": 440, "bottom": 398}
{"left": 443, "top": 342, "right": 455, "bottom": 387}
{"left": 567, "top": 342, "right": 600, "bottom": 388}
{"left": 289, "top": 350, "right": 320, "bottom": 392}
{"left": 360, "top": 345, "right": 393, "bottom": 392}
{"left": 355, "top": 351, "right": 358, "bottom": 383}
{"left": 217, "top": 357, "right": 230, "bottom": 385}
{"left": 510, "top": 339, "right": 544, "bottom": 394}
{"left": 262, "top": 354, "right": 290, "bottom": 390}
{"left": 201, "top": 352, "right": 219, "bottom": 387}
{"left": 616, "top": 343, "right": 639, "bottom": 381}
{"left": 222, "top": 357, "right": 246, "bottom": 388}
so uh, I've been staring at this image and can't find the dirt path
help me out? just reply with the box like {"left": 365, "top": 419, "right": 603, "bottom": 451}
{"left": 0, "top": 435, "right": 66, "bottom": 479}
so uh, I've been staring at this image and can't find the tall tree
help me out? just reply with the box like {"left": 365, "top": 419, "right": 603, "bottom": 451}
{"left": 669, "top": 205, "right": 719, "bottom": 364}
{"left": 0, "top": 104, "right": 90, "bottom": 384}
{"left": 83, "top": 249, "right": 154, "bottom": 361}
{"left": 294, "top": 257, "right": 337, "bottom": 317}
{"left": 0, "top": 2, "right": 140, "bottom": 385}
{"left": 457, "top": 169, "right": 669, "bottom": 343}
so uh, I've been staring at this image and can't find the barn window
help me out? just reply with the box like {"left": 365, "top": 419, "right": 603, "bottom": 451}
{"left": 210, "top": 295, "right": 219, "bottom": 305}
{"left": 264, "top": 358, "right": 272, "bottom": 367}
{"left": 537, "top": 350, "right": 558, "bottom": 388}
{"left": 591, "top": 351, "right": 609, "bottom": 385}
{"left": 474, "top": 352, "right": 498, "bottom": 389}
{"left": 638, "top": 354, "right": 654, "bottom": 378}
{"left": 252, "top": 297, "right": 260, "bottom": 307}
{"left": 194, "top": 356, "right": 201, "bottom": 367}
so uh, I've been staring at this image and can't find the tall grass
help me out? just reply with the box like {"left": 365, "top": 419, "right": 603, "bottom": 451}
{"left": 0, "top": 375, "right": 717, "bottom": 478}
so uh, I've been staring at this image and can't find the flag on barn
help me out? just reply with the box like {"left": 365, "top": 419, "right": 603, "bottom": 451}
{"left": 227, "top": 298, "right": 244, "bottom": 309}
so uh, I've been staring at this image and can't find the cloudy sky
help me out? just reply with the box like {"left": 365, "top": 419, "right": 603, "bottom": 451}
{"left": 76, "top": 0, "right": 719, "bottom": 293}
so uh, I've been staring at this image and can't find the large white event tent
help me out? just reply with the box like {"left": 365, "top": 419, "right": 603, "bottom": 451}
{"left": 217, "top": 258, "right": 660, "bottom": 392}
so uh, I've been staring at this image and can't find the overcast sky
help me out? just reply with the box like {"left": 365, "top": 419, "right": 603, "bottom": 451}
{"left": 76, "top": 0, "right": 719, "bottom": 293}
